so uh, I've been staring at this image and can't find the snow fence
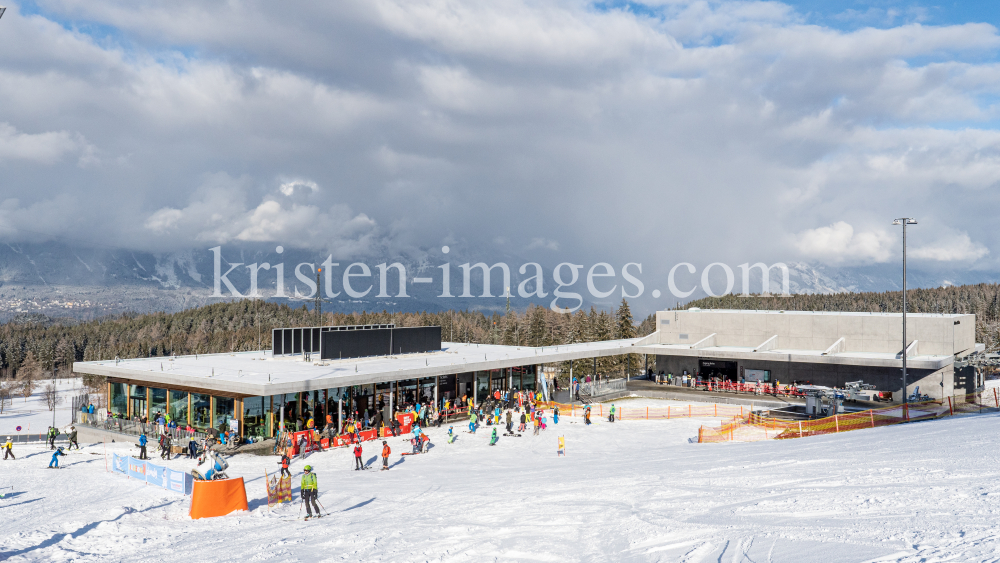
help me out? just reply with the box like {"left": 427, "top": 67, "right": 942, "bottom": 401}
{"left": 111, "top": 453, "right": 193, "bottom": 494}
{"left": 540, "top": 401, "right": 751, "bottom": 420}
{"left": 698, "top": 388, "right": 1000, "bottom": 443}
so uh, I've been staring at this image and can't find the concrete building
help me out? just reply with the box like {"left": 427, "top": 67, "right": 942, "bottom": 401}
{"left": 638, "top": 308, "right": 981, "bottom": 400}
{"left": 71, "top": 309, "right": 984, "bottom": 440}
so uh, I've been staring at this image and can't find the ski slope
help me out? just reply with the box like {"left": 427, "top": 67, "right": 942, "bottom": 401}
{"left": 0, "top": 378, "right": 82, "bottom": 436}
{"left": 1, "top": 397, "right": 998, "bottom": 562}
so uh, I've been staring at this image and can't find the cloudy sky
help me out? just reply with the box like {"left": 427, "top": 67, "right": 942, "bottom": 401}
{"left": 1, "top": 0, "right": 999, "bottom": 283}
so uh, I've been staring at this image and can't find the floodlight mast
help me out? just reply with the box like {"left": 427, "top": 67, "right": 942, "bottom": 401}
{"left": 892, "top": 218, "right": 917, "bottom": 406}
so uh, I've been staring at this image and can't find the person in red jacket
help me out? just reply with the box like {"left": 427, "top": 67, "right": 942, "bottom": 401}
{"left": 279, "top": 453, "right": 291, "bottom": 478}
{"left": 381, "top": 441, "right": 391, "bottom": 471}
{"left": 353, "top": 443, "right": 363, "bottom": 470}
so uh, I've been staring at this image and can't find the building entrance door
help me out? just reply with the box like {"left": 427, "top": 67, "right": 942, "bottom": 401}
{"left": 699, "top": 359, "right": 737, "bottom": 382}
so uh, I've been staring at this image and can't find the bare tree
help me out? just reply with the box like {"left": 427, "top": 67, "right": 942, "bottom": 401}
{"left": 43, "top": 383, "right": 61, "bottom": 411}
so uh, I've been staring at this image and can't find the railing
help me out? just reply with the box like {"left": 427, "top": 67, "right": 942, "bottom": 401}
{"left": 73, "top": 412, "right": 212, "bottom": 443}
{"left": 578, "top": 378, "right": 627, "bottom": 401}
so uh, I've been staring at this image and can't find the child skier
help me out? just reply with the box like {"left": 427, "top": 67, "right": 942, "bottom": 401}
{"left": 279, "top": 453, "right": 291, "bottom": 477}
{"left": 354, "top": 442, "right": 364, "bottom": 470}
{"left": 447, "top": 426, "right": 456, "bottom": 443}
{"left": 381, "top": 441, "right": 391, "bottom": 470}
{"left": 553, "top": 406, "right": 560, "bottom": 425}
{"left": 489, "top": 427, "right": 498, "bottom": 446}
{"left": 518, "top": 411, "right": 527, "bottom": 433}
{"left": 609, "top": 404, "right": 616, "bottom": 423}
{"left": 468, "top": 413, "right": 478, "bottom": 434}
{"left": 138, "top": 433, "right": 148, "bottom": 460}
{"left": 584, "top": 406, "right": 592, "bottom": 425}
{"left": 48, "top": 447, "right": 66, "bottom": 468}
{"left": 3, "top": 437, "right": 13, "bottom": 460}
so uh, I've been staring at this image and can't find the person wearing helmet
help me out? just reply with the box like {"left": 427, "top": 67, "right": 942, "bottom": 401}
{"left": 381, "top": 441, "right": 390, "bottom": 470}
{"left": 353, "top": 442, "right": 363, "bottom": 470}
{"left": 48, "top": 446, "right": 66, "bottom": 468}
{"left": 301, "top": 465, "right": 320, "bottom": 519}
{"left": 3, "top": 437, "right": 13, "bottom": 460}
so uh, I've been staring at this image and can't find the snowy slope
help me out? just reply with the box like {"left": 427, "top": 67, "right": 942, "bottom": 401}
{"left": 0, "top": 378, "right": 82, "bottom": 437}
{"left": 0, "top": 397, "right": 998, "bottom": 562}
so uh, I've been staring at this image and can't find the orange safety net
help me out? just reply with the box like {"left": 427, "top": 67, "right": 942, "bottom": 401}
{"left": 540, "top": 401, "right": 750, "bottom": 420}
{"left": 698, "top": 388, "right": 1000, "bottom": 443}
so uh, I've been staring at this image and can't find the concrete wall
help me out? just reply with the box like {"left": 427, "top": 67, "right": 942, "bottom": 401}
{"left": 655, "top": 310, "right": 975, "bottom": 356}
{"left": 653, "top": 354, "right": 954, "bottom": 400}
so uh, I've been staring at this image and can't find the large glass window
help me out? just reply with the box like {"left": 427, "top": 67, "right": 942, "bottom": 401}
{"left": 476, "top": 372, "right": 489, "bottom": 403}
{"left": 110, "top": 383, "right": 127, "bottom": 415}
{"left": 244, "top": 396, "right": 266, "bottom": 438}
{"left": 191, "top": 393, "right": 211, "bottom": 429}
{"left": 214, "top": 396, "right": 235, "bottom": 432}
{"left": 169, "top": 390, "right": 188, "bottom": 426}
{"left": 129, "top": 385, "right": 147, "bottom": 420}
{"left": 149, "top": 388, "right": 167, "bottom": 419}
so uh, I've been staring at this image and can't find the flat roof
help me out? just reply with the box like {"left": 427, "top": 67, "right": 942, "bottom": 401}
{"left": 72, "top": 339, "right": 641, "bottom": 397}
{"left": 679, "top": 309, "right": 969, "bottom": 318}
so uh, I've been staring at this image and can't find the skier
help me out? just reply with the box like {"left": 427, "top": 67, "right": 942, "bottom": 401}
{"left": 518, "top": 410, "right": 527, "bottom": 433}
{"left": 353, "top": 442, "right": 364, "bottom": 470}
{"left": 609, "top": 404, "right": 616, "bottom": 423}
{"left": 489, "top": 427, "right": 498, "bottom": 446}
{"left": 48, "top": 447, "right": 66, "bottom": 468}
{"left": 160, "top": 432, "right": 172, "bottom": 460}
{"left": 468, "top": 412, "right": 478, "bottom": 434}
{"left": 411, "top": 424, "right": 423, "bottom": 453}
{"left": 47, "top": 427, "right": 57, "bottom": 450}
{"left": 505, "top": 410, "right": 513, "bottom": 434}
{"left": 447, "top": 426, "right": 456, "bottom": 444}
{"left": 533, "top": 414, "right": 541, "bottom": 436}
{"left": 584, "top": 406, "right": 592, "bottom": 426}
{"left": 300, "top": 465, "right": 321, "bottom": 519}
{"left": 553, "top": 406, "right": 560, "bottom": 425}
{"left": 68, "top": 426, "right": 79, "bottom": 450}
{"left": 3, "top": 437, "right": 13, "bottom": 460}
{"left": 381, "top": 441, "right": 391, "bottom": 470}
{"left": 138, "top": 433, "right": 148, "bottom": 460}
{"left": 187, "top": 437, "right": 199, "bottom": 459}
{"left": 279, "top": 452, "right": 292, "bottom": 477}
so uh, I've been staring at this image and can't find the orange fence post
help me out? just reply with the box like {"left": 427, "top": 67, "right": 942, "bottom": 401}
{"left": 995, "top": 388, "right": 998, "bottom": 408}
{"left": 948, "top": 396, "right": 953, "bottom": 416}
{"left": 714, "top": 404, "right": 717, "bottom": 417}
{"left": 798, "top": 421, "right": 803, "bottom": 437}
{"left": 698, "top": 426, "right": 703, "bottom": 443}
{"left": 904, "top": 403, "right": 909, "bottom": 422}
{"left": 870, "top": 410, "right": 875, "bottom": 428}
{"left": 834, "top": 415, "right": 839, "bottom": 433}
{"left": 646, "top": 407, "right": 648, "bottom": 420}
{"left": 688, "top": 405, "right": 691, "bottom": 418}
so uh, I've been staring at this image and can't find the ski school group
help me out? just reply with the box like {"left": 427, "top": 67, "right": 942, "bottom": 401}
{"left": 271, "top": 388, "right": 619, "bottom": 520}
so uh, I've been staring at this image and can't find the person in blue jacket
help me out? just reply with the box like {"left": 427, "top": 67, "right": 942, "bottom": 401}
{"left": 411, "top": 424, "right": 423, "bottom": 453}
{"left": 48, "top": 447, "right": 66, "bottom": 468}
{"left": 138, "top": 433, "right": 148, "bottom": 460}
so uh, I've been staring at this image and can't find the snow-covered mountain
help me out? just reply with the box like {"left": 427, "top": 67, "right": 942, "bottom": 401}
{"left": 1, "top": 242, "right": 997, "bottom": 322}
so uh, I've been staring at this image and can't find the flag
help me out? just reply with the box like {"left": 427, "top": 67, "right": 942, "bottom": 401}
{"left": 557, "top": 436, "right": 565, "bottom": 456}
{"left": 267, "top": 474, "right": 292, "bottom": 506}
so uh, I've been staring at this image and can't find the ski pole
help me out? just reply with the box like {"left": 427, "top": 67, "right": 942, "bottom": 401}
{"left": 317, "top": 498, "right": 328, "bottom": 515}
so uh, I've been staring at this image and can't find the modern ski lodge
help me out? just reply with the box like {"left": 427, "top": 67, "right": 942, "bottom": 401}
{"left": 72, "top": 309, "right": 983, "bottom": 439}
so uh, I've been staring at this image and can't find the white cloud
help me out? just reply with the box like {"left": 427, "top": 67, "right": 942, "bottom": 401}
{"left": 794, "top": 222, "right": 894, "bottom": 263}
{"left": 0, "top": 0, "right": 997, "bottom": 285}
{"left": 0, "top": 122, "right": 93, "bottom": 165}
{"left": 911, "top": 233, "right": 989, "bottom": 262}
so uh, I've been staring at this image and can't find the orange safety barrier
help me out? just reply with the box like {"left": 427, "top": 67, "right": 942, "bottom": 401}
{"left": 699, "top": 389, "right": 1000, "bottom": 443}
{"left": 189, "top": 477, "right": 249, "bottom": 519}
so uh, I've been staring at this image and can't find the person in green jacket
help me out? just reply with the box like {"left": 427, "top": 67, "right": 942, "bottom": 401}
{"left": 489, "top": 427, "right": 498, "bottom": 446}
{"left": 609, "top": 404, "right": 616, "bottom": 423}
{"left": 300, "top": 465, "right": 321, "bottom": 519}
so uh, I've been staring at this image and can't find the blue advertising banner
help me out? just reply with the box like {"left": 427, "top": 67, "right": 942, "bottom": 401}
{"left": 164, "top": 468, "right": 193, "bottom": 494}
{"left": 127, "top": 457, "right": 146, "bottom": 480}
{"left": 145, "top": 462, "right": 165, "bottom": 487}
{"left": 112, "top": 453, "right": 128, "bottom": 474}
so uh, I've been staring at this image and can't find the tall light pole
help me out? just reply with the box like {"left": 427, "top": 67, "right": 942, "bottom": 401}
{"left": 893, "top": 218, "right": 917, "bottom": 405}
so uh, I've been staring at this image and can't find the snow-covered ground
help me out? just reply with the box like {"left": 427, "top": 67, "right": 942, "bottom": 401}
{"left": 1, "top": 396, "right": 999, "bottom": 562}
{"left": 0, "top": 378, "right": 83, "bottom": 436}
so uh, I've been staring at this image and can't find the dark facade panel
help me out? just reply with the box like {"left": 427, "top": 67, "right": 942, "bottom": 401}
{"left": 320, "top": 326, "right": 442, "bottom": 360}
